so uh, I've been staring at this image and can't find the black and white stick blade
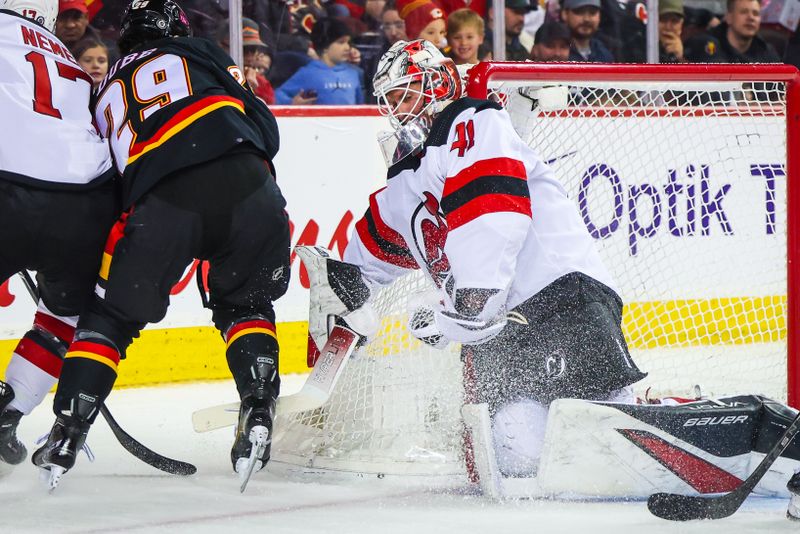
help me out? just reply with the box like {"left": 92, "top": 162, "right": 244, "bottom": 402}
{"left": 647, "top": 492, "right": 734, "bottom": 521}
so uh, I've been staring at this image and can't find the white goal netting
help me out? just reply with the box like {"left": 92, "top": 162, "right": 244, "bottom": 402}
{"left": 272, "top": 64, "right": 796, "bottom": 480}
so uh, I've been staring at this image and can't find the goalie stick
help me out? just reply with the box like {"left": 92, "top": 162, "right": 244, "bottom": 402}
{"left": 647, "top": 410, "right": 800, "bottom": 521}
{"left": 17, "top": 271, "right": 197, "bottom": 476}
{"left": 192, "top": 323, "right": 362, "bottom": 432}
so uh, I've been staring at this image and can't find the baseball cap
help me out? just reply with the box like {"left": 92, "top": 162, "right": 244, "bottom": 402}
{"left": 534, "top": 21, "right": 571, "bottom": 46}
{"left": 58, "top": 0, "right": 87, "bottom": 14}
{"left": 562, "top": 0, "right": 600, "bottom": 9}
{"left": 659, "top": 0, "right": 684, "bottom": 17}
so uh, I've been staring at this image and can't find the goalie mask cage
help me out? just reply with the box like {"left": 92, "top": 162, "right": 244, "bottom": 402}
{"left": 272, "top": 63, "right": 800, "bottom": 482}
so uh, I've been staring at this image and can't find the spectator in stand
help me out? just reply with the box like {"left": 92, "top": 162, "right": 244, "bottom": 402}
{"left": 561, "top": 0, "right": 615, "bottom": 61}
{"left": 243, "top": 19, "right": 276, "bottom": 105}
{"left": 73, "top": 38, "right": 109, "bottom": 88}
{"left": 362, "top": 0, "right": 386, "bottom": 32}
{"left": 56, "top": 0, "right": 101, "bottom": 54}
{"left": 276, "top": 17, "right": 364, "bottom": 105}
{"left": 396, "top": 0, "right": 447, "bottom": 48}
{"left": 381, "top": 3, "right": 408, "bottom": 44}
{"left": 215, "top": 18, "right": 276, "bottom": 105}
{"left": 685, "top": 0, "right": 780, "bottom": 62}
{"left": 362, "top": 2, "right": 409, "bottom": 103}
{"left": 446, "top": 8, "right": 485, "bottom": 65}
{"left": 530, "top": 20, "right": 571, "bottom": 61}
{"left": 485, "top": 0, "right": 535, "bottom": 60}
{"left": 658, "top": 0, "right": 686, "bottom": 62}
{"left": 682, "top": 6, "right": 720, "bottom": 42}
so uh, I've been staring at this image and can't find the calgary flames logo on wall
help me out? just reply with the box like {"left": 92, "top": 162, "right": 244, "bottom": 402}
{"left": 411, "top": 192, "right": 450, "bottom": 286}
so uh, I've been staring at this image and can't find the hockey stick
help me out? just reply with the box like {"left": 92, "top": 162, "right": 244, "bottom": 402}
{"left": 16, "top": 271, "right": 197, "bottom": 476}
{"left": 647, "top": 410, "right": 800, "bottom": 521}
{"left": 192, "top": 323, "right": 362, "bottom": 432}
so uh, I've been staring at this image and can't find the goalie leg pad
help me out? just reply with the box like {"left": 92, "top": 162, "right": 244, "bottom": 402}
{"left": 491, "top": 399, "right": 548, "bottom": 477}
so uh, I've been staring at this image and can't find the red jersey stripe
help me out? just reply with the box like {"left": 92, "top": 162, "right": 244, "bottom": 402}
{"left": 356, "top": 217, "right": 418, "bottom": 269}
{"left": 446, "top": 194, "right": 533, "bottom": 231}
{"left": 367, "top": 190, "right": 407, "bottom": 249}
{"left": 443, "top": 157, "right": 527, "bottom": 197}
{"left": 128, "top": 95, "right": 244, "bottom": 162}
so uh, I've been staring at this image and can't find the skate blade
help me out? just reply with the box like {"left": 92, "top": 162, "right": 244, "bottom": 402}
{"left": 38, "top": 465, "right": 66, "bottom": 493}
{"left": 236, "top": 425, "right": 270, "bottom": 493}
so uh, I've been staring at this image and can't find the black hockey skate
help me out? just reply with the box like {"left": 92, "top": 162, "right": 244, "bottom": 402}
{"left": 0, "top": 381, "right": 26, "bottom": 465}
{"left": 787, "top": 472, "right": 800, "bottom": 521}
{"left": 32, "top": 394, "right": 97, "bottom": 491}
{"left": 231, "top": 362, "right": 276, "bottom": 492}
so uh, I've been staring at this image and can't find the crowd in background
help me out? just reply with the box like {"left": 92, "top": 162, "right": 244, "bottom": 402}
{"left": 53, "top": 0, "right": 800, "bottom": 105}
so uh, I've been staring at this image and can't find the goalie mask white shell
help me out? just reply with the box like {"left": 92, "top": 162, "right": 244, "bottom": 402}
{"left": 372, "top": 39, "right": 462, "bottom": 166}
{"left": 1, "top": 0, "right": 58, "bottom": 32}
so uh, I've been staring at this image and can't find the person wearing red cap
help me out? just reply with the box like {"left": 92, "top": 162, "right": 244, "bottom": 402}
{"left": 396, "top": 0, "right": 447, "bottom": 48}
{"left": 55, "top": 0, "right": 99, "bottom": 52}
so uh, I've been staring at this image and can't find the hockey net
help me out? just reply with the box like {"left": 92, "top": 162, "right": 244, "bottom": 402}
{"left": 272, "top": 63, "right": 799, "bottom": 481}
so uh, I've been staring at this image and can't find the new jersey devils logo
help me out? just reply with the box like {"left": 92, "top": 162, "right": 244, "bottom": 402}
{"left": 411, "top": 192, "right": 450, "bottom": 286}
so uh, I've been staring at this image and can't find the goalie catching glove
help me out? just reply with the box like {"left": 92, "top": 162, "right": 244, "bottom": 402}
{"left": 407, "top": 279, "right": 508, "bottom": 348}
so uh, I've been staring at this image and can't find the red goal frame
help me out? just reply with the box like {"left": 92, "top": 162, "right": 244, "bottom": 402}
{"left": 466, "top": 62, "right": 800, "bottom": 407}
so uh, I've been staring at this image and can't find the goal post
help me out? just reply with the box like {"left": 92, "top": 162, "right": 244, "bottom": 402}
{"left": 271, "top": 62, "right": 800, "bottom": 481}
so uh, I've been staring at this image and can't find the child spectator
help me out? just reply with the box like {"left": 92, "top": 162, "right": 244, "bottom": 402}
{"left": 73, "top": 38, "right": 108, "bottom": 88}
{"left": 396, "top": 0, "right": 447, "bottom": 48}
{"left": 276, "top": 17, "right": 364, "bottom": 105}
{"left": 446, "top": 8, "right": 484, "bottom": 64}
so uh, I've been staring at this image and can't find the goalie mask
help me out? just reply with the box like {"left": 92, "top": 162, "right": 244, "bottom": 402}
{"left": 1, "top": 0, "right": 57, "bottom": 32}
{"left": 373, "top": 39, "right": 462, "bottom": 166}
{"left": 118, "top": 0, "right": 191, "bottom": 55}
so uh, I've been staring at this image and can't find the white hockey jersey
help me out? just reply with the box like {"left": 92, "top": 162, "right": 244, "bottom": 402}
{"left": 344, "top": 98, "right": 615, "bottom": 343}
{"left": 0, "top": 10, "right": 112, "bottom": 188}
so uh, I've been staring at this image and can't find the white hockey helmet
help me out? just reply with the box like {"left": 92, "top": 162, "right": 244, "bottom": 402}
{"left": 0, "top": 0, "right": 58, "bottom": 32}
{"left": 373, "top": 39, "right": 463, "bottom": 166}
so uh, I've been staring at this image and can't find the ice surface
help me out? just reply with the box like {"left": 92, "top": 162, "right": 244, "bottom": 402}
{"left": 2, "top": 376, "right": 796, "bottom": 533}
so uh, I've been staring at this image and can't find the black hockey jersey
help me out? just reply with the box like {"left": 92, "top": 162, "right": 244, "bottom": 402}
{"left": 94, "top": 36, "right": 279, "bottom": 208}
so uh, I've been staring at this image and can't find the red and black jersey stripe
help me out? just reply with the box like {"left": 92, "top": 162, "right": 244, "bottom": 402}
{"left": 442, "top": 157, "right": 532, "bottom": 230}
{"left": 355, "top": 190, "right": 418, "bottom": 269}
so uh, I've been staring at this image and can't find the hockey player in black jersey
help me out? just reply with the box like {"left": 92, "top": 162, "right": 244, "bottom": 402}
{"left": 33, "top": 0, "right": 290, "bottom": 490}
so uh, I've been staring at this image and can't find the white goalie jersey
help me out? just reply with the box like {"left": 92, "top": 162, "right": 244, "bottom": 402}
{"left": 0, "top": 10, "right": 112, "bottom": 188}
{"left": 344, "top": 98, "right": 615, "bottom": 343}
